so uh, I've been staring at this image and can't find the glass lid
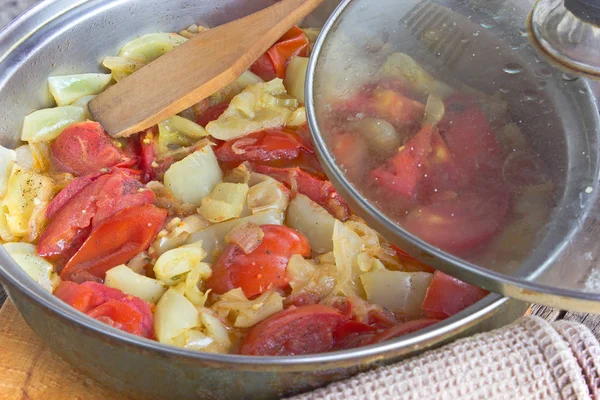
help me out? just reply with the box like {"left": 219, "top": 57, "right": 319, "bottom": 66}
{"left": 306, "top": 0, "right": 600, "bottom": 312}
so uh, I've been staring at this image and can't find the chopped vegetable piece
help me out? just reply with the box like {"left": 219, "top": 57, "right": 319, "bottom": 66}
{"left": 421, "top": 272, "right": 488, "bottom": 319}
{"left": 198, "top": 182, "right": 249, "bottom": 223}
{"left": 214, "top": 128, "right": 312, "bottom": 165}
{"left": 206, "top": 224, "right": 310, "bottom": 298}
{"left": 360, "top": 269, "right": 432, "bottom": 317}
{"left": 105, "top": 264, "right": 166, "bottom": 304}
{"left": 54, "top": 281, "right": 154, "bottom": 338}
{"left": 206, "top": 79, "right": 299, "bottom": 141}
{"left": 21, "top": 106, "right": 85, "bottom": 142}
{"left": 185, "top": 210, "right": 284, "bottom": 263}
{"left": 250, "top": 26, "right": 308, "bottom": 81}
{"left": 0, "top": 145, "right": 16, "bottom": 198}
{"left": 286, "top": 193, "right": 335, "bottom": 254}
{"left": 283, "top": 56, "right": 309, "bottom": 103}
{"left": 239, "top": 304, "right": 345, "bottom": 356}
{"left": 37, "top": 169, "right": 155, "bottom": 262}
{"left": 3, "top": 243, "right": 61, "bottom": 292}
{"left": 60, "top": 204, "right": 167, "bottom": 282}
{"left": 51, "top": 121, "right": 134, "bottom": 176}
{"left": 48, "top": 73, "right": 112, "bottom": 106}
{"left": 253, "top": 165, "right": 350, "bottom": 221}
{"left": 153, "top": 243, "right": 207, "bottom": 286}
{"left": 154, "top": 286, "right": 200, "bottom": 345}
{"left": 163, "top": 145, "right": 222, "bottom": 205}
{"left": 157, "top": 115, "right": 208, "bottom": 154}
{"left": 3, "top": 165, "right": 54, "bottom": 238}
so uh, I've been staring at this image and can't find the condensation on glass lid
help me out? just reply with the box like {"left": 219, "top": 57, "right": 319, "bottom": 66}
{"left": 308, "top": 0, "right": 600, "bottom": 307}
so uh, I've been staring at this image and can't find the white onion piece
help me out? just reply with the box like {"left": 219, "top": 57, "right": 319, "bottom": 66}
{"left": 0, "top": 145, "right": 16, "bottom": 198}
{"left": 105, "top": 264, "right": 166, "bottom": 304}
{"left": 286, "top": 194, "right": 335, "bottom": 254}
{"left": 185, "top": 210, "right": 283, "bottom": 263}
{"left": 360, "top": 269, "right": 432, "bottom": 317}
{"left": 154, "top": 287, "right": 199, "bottom": 345}
{"left": 164, "top": 145, "right": 222, "bottom": 205}
{"left": 225, "top": 222, "right": 264, "bottom": 254}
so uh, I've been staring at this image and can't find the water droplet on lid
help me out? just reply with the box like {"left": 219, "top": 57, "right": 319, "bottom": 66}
{"left": 579, "top": 87, "right": 588, "bottom": 94}
{"left": 536, "top": 80, "right": 548, "bottom": 90}
{"left": 519, "top": 28, "right": 529, "bottom": 37}
{"left": 561, "top": 73, "right": 579, "bottom": 81}
{"left": 509, "top": 43, "right": 521, "bottom": 50}
{"left": 460, "top": 38, "right": 471, "bottom": 44}
{"left": 536, "top": 63, "right": 553, "bottom": 78}
{"left": 503, "top": 63, "right": 522, "bottom": 74}
{"left": 523, "top": 89, "right": 538, "bottom": 101}
{"left": 473, "top": 31, "right": 480, "bottom": 36}
{"left": 480, "top": 22, "right": 495, "bottom": 29}
{"left": 498, "top": 86, "right": 510, "bottom": 94}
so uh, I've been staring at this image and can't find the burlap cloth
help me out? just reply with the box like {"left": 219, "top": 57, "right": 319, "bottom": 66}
{"left": 288, "top": 316, "right": 600, "bottom": 400}
{"left": 1, "top": 3, "right": 600, "bottom": 400}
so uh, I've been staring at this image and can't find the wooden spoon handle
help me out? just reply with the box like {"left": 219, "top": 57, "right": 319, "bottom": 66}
{"left": 89, "top": 0, "right": 325, "bottom": 138}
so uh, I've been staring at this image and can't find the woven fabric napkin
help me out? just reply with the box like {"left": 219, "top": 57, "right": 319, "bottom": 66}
{"left": 290, "top": 316, "right": 600, "bottom": 400}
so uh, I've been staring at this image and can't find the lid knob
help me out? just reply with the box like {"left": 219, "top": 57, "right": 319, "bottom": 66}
{"left": 565, "top": 0, "right": 600, "bottom": 26}
{"left": 530, "top": 0, "right": 600, "bottom": 78}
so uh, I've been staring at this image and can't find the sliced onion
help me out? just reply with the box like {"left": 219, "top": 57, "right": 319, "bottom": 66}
{"left": 225, "top": 222, "right": 264, "bottom": 254}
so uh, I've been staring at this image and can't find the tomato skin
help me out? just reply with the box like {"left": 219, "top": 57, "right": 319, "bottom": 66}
{"left": 239, "top": 305, "right": 345, "bottom": 356}
{"left": 371, "top": 124, "right": 434, "bottom": 199}
{"left": 215, "top": 128, "right": 313, "bottom": 165}
{"left": 206, "top": 225, "right": 309, "bottom": 298}
{"left": 402, "top": 188, "right": 509, "bottom": 254}
{"left": 54, "top": 281, "right": 154, "bottom": 339}
{"left": 51, "top": 121, "right": 133, "bottom": 176}
{"left": 421, "top": 272, "right": 488, "bottom": 319}
{"left": 250, "top": 26, "right": 308, "bottom": 81}
{"left": 440, "top": 95, "right": 504, "bottom": 184}
{"left": 53, "top": 281, "right": 104, "bottom": 313}
{"left": 195, "top": 101, "right": 230, "bottom": 127}
{"left": 37, "top": 169, "right": 155, "bottom": 263}
{"left": 45, "top": 170, "right": 107, "bottom": 221}
{"left": 252, "top": 165, "right": 350, "bottom": 221}
{"left": 60, "top": 204, "right": 167, "bottom": 282}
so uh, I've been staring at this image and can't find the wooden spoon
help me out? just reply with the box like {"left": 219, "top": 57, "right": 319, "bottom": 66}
{"left": 88, "top": 0, "right": 325, "bottom": 138}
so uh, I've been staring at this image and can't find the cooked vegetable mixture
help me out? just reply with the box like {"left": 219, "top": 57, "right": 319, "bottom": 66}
{"left": 1, "top": 24, "right": 549, "bottom": 356}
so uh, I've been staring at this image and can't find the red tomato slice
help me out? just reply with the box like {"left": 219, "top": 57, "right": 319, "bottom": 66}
{"left": 440, "top": 95, "right": 504, "bottom": 184}
{"left": 333, "top": 320, "right": 378, "bottom": 343}
{"left": 54, "top": 281, "right": 154, "bottom": 339}
{"left": 402, "top": 188, "right": 509, "bottom": 254}
{"left": 51, "top": 121, "right": 134, "bottom": 176}
{"left": 214, "top": 128, "right": 313, "bottom": 165}
{"left": 195, "top": 101, "right": 230, "bottom": 127}
{"left": 331, "top": 133, "right": 369, "bottom": 180}
{"left": 252, "top": 165, "right": 350, "bottom": 221}
{"left": 371, "top": 124, "right": 434, "bottom": 199}
{"left": 206, "top": 225, "right": 310, "bottom": 298}
{"left": 45, "top": 169, "right": 108, "bottom": 221}
{"left": 53, "top": 281, "right": 104, "bottom": 313}
{"left": 60, "top": 204, "right": 167, "bottom": 282}
{"left": 37, "top": 169, "right": 155, "bottom": 262}
{"left": 239, "top": 305, "right": 346, "bottom": 356}
{"left": 421, "top": 272, "right": 488, "bottom": 319}
{"left": 250, "top": 26, "right": 308, "bottom": 80}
